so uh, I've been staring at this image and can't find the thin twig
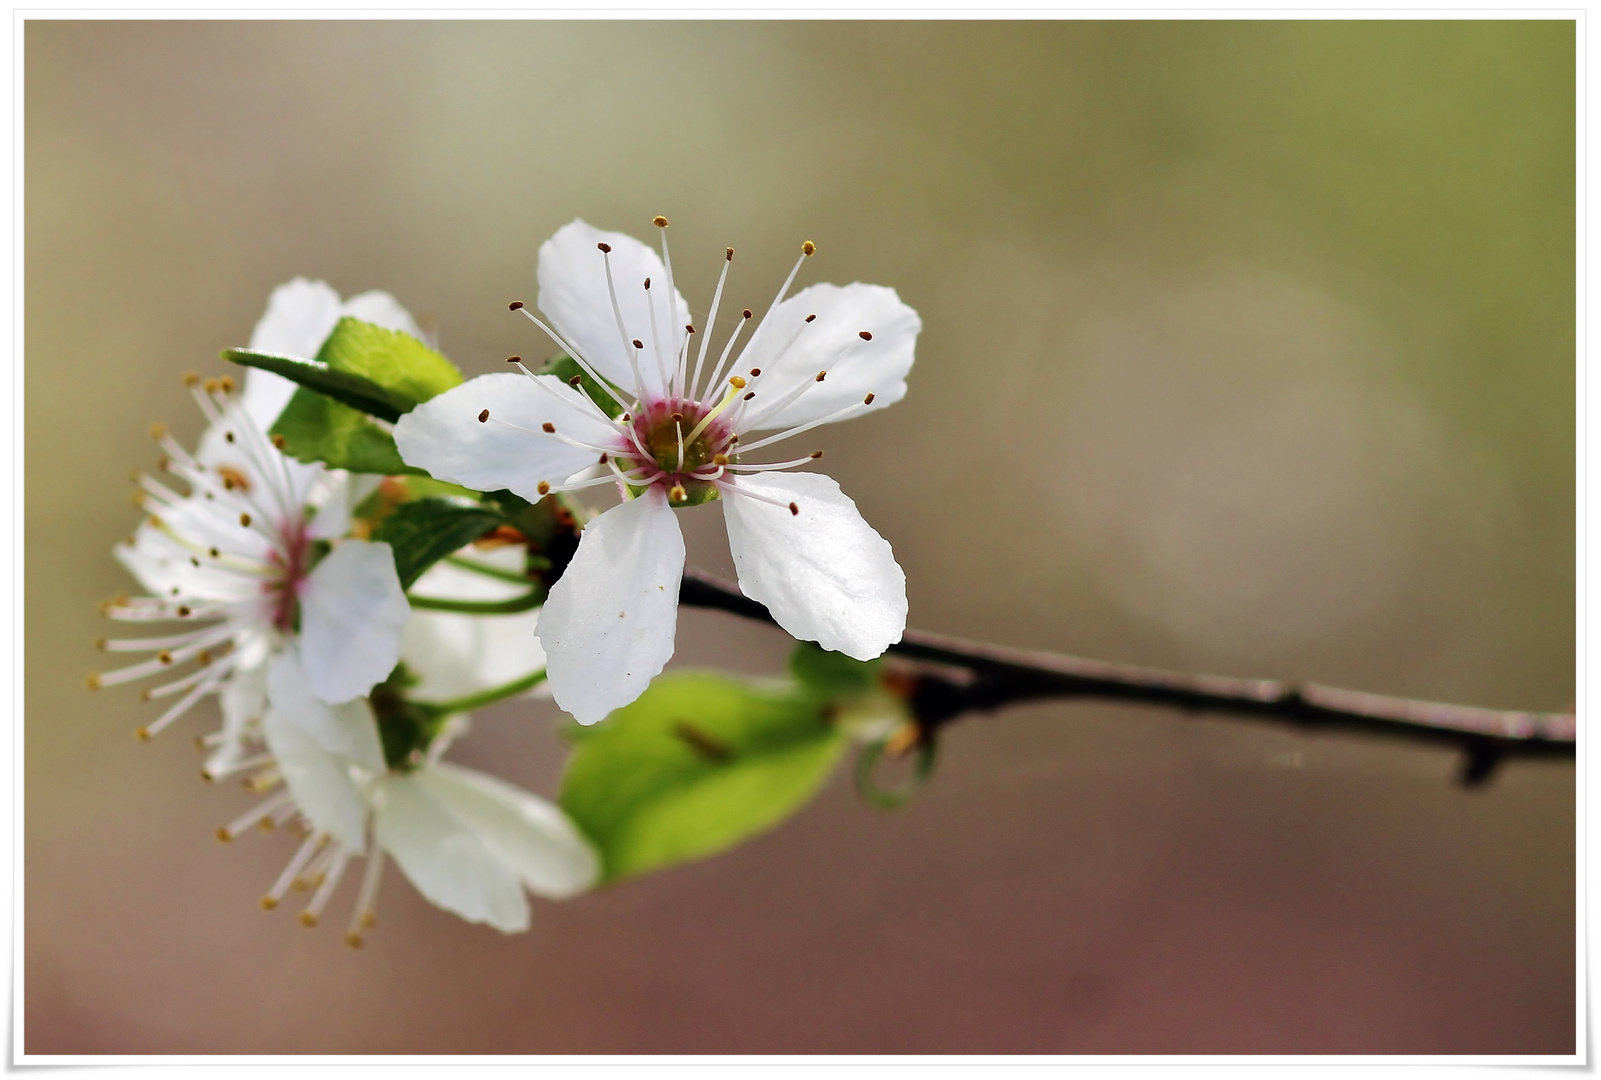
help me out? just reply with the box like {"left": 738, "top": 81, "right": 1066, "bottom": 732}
{"left": 678, "top": 571, "right": 1575, "bottom": 786}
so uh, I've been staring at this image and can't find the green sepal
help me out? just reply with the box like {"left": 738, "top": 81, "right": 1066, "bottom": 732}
{"left": 373, "top": 497, "right": 507, "bottom": 590}
{"left": 558, "top": 673, "right": 847, "bottom": 883}
{"left": 542, "top": 354, "right": 627, "bottom": 420}
{"left": 789, "top": 641, "right": 882, "bottom": 695}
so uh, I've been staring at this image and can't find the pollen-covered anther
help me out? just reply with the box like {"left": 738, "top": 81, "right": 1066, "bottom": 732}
{"left": 477, "top": 409, "right": 489, "bottom": 424}
{"left": 743, "top": 309, "right": 753, "bottom": 320}
{"left": 805, "top": 314, "right": 817, "bottom": 323}
{"left": 633, "top": 339, "right": 644, "bottom": 349}
{"left": 86, "top": 674, "right": 102, "bottom": 690}
{"left": 726, "top": 247, "right": 735, "bottom": 261}
{"left": 859, "top": 331, "right": 873, "bottom": 341}
{"left": 239, "top": 513, "right": 251, "bottom": 527}
{"left": 203, "top": 378, "right": 220, "bottom": 394}
{"left": 743, "top": 392, "right": 755, "bottom": 401}
{"left": 157, "top": 650, "right": 173, "bottom": 665}
{"left": 509, "top": 301, "right": 525, "bottom": 311}
{"left": 345, "top": 931, "right": 364, "bottom": 949}
{"left": 749, "top": 368, "right": 761, "bottom": 377}
{"left": 686, "top": 324, "right": 695, "bottom": 334}
{"left": 668, "top": 484, "right": 687, "bottom": 502}
{"left": 259, "top": 896, "right": 278, "bottom": 911}
{"left": 810, "top": 450, "right": 824, "bottom": 459}
{"left": 219, "top": 376, "right": 235, "bottom": 393}
{"left": 541, "top": 422, "right": 555, "bottom": 434}
{"left": 177, "top": 606, "right": 191, "bottom": 617}
{"left": 299, "top": 911, "right": 318, "bottom": 928}
{"left": 181, "top": 372, "right": 200, "bottom": 388}
{"left": 644, "top": 277, "right": 651, "bottom": 290}
{"left": 730, "top": 376, "right": 748, "bottom": 389}
{"left": 713, "top": 454, "right": 729, "bottom": 466}
{"left": 537, "top": 481, "right": 551, "bottom": 495}
{"left": 864, "top": 393, "right": 876, "bottom": 405}
{"left": 802, "top": 241, "right": 816, "bottom": 256}
{"left": 569, "top": 375, "right": 583, "bottom": 387}
{"left": 272, "top": 434, "right": 286, "bottom": 450}
{"left": 149, "top": 421, "right": 168, "bottom": 440}
{"left": 598, "top": 453, "right": 609, "bottom": 464}
{"left": 216, "top": 826, "right": 233, "bottom": 843}
{"left": 788, "top": 502, "right": 800, "bottom": 515}
{"left": 653, "top": 215, "right": 669, "bottom": 227}
{"left": 597, "top": 242, "right": 612, "bottom": 253}
{"left": 134, "top": 725, "right": 150, "bottom": 740}
{"left": 815, "top": 371, "right": 827, "bottom": 382}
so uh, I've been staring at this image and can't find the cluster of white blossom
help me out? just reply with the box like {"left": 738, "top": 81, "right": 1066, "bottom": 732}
{"left": 96, "top": 218, "right": 919, "bottom": 942}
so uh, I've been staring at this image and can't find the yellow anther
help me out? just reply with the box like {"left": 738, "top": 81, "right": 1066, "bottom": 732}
{"left": 653, "top": 215, "right": 669, "bottom": 227}
{"left": 259, "top": 896, "right": 278, "bottom": 911}
{"left": 299, "top": 911, "right": 318, "bottom": 928}
{"left": 345, "top": 931, "right": 364, "bottom": 949}
{"left": 216, "top": 827, "right": 233, "bottom": 843}
{"left": 802, "top": 240, "right": 816, "bottom": 256}
{"left": 730, "top": 376, "right": 747, "bottom": 390}
{"left": 149, "top": 421, "right": 168, "bottom": 440}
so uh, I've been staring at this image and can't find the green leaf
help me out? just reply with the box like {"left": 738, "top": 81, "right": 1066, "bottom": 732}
{"left": 789, "top": 641, "right": 882, "bottom": 695}
{"left": 373, "top": 497, "right": 506, "bottom": 589}
{"left": 270, "top": 389, "right": 415, "bottom": 474}
{"left": 316, "top": 317, "right": 463, "bottom": 403}
{"left": 541, "top": 354, "right": 626, "bottom": 420}
{"left": 558, "top": 673, "right": 847, "bottom": 882}
{"left": 221, "top": 349, "right": 415, "bottom": 422}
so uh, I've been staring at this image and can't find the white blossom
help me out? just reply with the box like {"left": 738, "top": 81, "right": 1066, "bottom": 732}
{"left": 394, "top": 218, "right": 919, "bottom": 724}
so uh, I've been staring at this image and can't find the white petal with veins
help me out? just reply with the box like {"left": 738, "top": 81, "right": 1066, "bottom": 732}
{"left": 298, "top": 540, "right": 409, "bottom": 703}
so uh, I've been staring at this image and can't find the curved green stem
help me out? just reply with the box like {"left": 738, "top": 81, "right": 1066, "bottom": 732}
{"left": 419, "top": 669, "right": 548, "bottom": 716}
{"left": 407, "top": 587, "right": 546, "bottom": 615}
{"left": 444, "top": 553, "right": 551, "bottom": 583}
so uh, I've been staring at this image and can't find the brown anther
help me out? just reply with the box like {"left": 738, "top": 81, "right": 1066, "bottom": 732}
{"left": 805, "top": 313, "right": 817, "bottom": 323}
{"left": 177, "top": 605, "right": 191, "bottom": 617}
{"left": 653, "top": 215, "right": 669, "bottom": 227}
{"left": 810, "top": 450, "right": 823, "bottom": 459}
{"left": 599, "top": 453, "right": 609, "bottom": 464}
{"left": 200, "top": 769, "right": 214, "bottom": 782}
{"left": 743, "top": 391, "right": 755, "bottom": 401}
{"left": 345, "top": 931, "right": 364, "bottom": 949}
{"left": 181, "top": 372, "right": 200, "bottom": 387}
{"left": 749, "top": 368, "right": 761, "bottom": 377}
{"left": 668, "top": 484, "right": 687, "bottom": 502}
{"left": 713, "top": 453, "right": 729, "bottom": 466}
{"left": 671, "top": 412, "right": 683, "bottom": 423}
{"left": 271, "top": 434, "right": 286, "bottom": 450}
{"left": 644, "top": 277, "right": 652, "bottom": 290}
{"left": 140, "top": 688, "right": 152, "bottom": 702}
{"left": 299, "top": 911, "right": 318, "bottom": 928}
{"left": 506, "top": 355, "right": 522, "bottom": 364}
{"left": 219, "top": 376, "right": 235, "bottom": 393}
{"left": 730, "top": 376, "right": 748, "bottom": 389}
{"left": 859, "top": 331, "right": 873, "bottom": 341}
{"left": 239, "top": 513, "right": 251, "bottom": 527}
{"left": 149, "top": 421, "right": 168, "bottom": 440}
{"left": 597, "top": 242, "right": 612, "bottom": 253}
{"left": 815, "top": 371, "right": 827, "bottom": 382}
{"left": 864, "top": 393, "right": 876, "bottom": 405}
{"left": 537, "top": 481, "right": 551, "bottom": 495}
{"left": 190, "top": 556, "right": 201, "bottom": 568}
{"left": 222, "top": 476, "right": 235, "bottom": 490}
{"left": 133, "top": 725, "right": 150, "bottom": 739}
{"left": 726, "top": 247, "right": 735, "bottom": 261}
{"left": 742, "top": 309, "right": 753, "bottom": 320}
{"left": 802, "top": 241, "right": 816, "bottom": 256}
{"left": 478, "top": 409, "right": 489, "bottom": 424}
{"left": 569, "top": 375, "right": 583, "bottom": 387}
{"left": 509, "top": 301, "right": 525, "bottom": 310}
{"left": 633, "top": 339, "right": 644, "bottom": 349}
{"left": 259, "top": 896, "right": 278, "bottom": 911}
{"left": 203, "top": 378, "right": 219, "bottom": 393}
{"left": 216, "top": 827, "right": 233, "bottom": 843}
{"left": 686, "top": 324, "right": 695, "bottom": 334}
{"left": 93, "top": 637, "right": 106, "bottom": 651}
{"left": 208, "top": 547, "right": 220, "bottom": 558}
{"left": 541, "top": 422, "right": 555, "bottom": 433}
{"left": 788, "top": 502, "right": 800, "bottom": 516}
{"left": 158, "top": 650, "right": 173, "bottom": 665}
{"left": 197, "top": 650, "right": 212, "bottom": 666}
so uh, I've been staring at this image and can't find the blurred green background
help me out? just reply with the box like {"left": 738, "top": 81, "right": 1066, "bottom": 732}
{"left": 26, "top": 21, "right": 1574, "bottom": 1053}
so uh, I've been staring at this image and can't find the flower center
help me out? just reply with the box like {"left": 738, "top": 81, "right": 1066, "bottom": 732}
{"left": 625, "top": 398, "right": 736, "bottom": 507}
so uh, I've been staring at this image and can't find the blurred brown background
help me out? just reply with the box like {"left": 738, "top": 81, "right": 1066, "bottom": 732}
{"left": 26, "top": 21, "right": 1574, "bottom": 1054}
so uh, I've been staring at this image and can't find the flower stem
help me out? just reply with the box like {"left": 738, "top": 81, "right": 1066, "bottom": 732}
{"left": 420, "top": 669, "right": 548, "bottom": 716}
{"left": 407, "top": 588, "right": 545, "bottom": 614}
{"left": 443, "top": 554, "right": 551, "bottom": 583}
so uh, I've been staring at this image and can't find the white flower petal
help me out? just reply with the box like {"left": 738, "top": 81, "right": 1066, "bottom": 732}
{"left": 415, "top": 762, "right": 599, "bottom": 899}
{"left": 243, "top": 278, "right": 345, "bottom": 430}
{"left": 537, "top": 489, "right": 685, "bottom": 724}
{"left": 340, "top": 290, "right": 424, "bottom": 340}
{"left": 737, "top": 283, "right": 921, "bottom": 430}
{"left": 722, "top": 471, "right": 906, "bottom": 661}
{"left": 375, "top": 774, "right": 530, "bottom": 933}
{"left": 393, "top": 373, "right": 617, "bottom": 503}
{"left": 298, "top": 540, "right": 409, "bottom": 703}
{"left": 305, "top": 472, "right": 382, "bottom": 540}
{"left": 538, "top": 219, "right": 690, "bottom": 401}
{"left": 265, "top": 649, "right": 385, "bottom": 771}
{"left": 402, "top": 547, "right": 546, "bottom": 700}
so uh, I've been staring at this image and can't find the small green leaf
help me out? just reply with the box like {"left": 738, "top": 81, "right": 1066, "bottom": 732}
{"left": 317, "top": 317, "right": 463, "bottom": 403}
{"left": 558, "top": 673, "right": 847, "bottom": 882}
{"left": 541, "top": 354, "right": 626, "bottom": 420}
{"left": 373, "top": 498, "right": 506, "bottom": 589}
{"left": 270, "top": 389, "right": 415, "bottom": 474}
{"left": 222, "top": 350, "right": 415, "bottom": 422}
{"left": 789, "top": 641, "right": 882, "bottom": 695}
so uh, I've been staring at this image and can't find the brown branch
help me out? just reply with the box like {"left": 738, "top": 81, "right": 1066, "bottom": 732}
{"left": 678, "top": 571, "right": 1575, "bottom": 787}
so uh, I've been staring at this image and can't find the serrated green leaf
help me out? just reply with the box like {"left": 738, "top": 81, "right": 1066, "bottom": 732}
{"left": 270, "top": 389, "right": 415, "bottom": 475}
{"left": 222, "top": 349, "right": 415, "bottom": 422}
{"left": 558, "top": 673, "right": 846, "bottom": 882}
{"left": 373, "top": 498, "right": 506, "bottom": 589}
{"left": 789, "top": 641, "right": 882, "bottom": 694}
{"left": 541, "top": 354, "right": 626, "bottom": 420}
